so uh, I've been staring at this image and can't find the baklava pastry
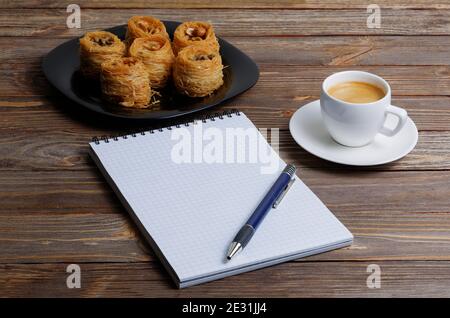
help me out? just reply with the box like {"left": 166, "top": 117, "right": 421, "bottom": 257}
{"left": 173, "top": 21, "right": 219, "bottom": 55}
{"left": 79, "top": 31, "right": 126, "bottom": 80}
{"left": 100, "top": 57, "right": 152, "bottom": 108}
{"left": 173, "top": 44, "right": 224, "bottom": 97}
{"left": 125, "top": 16, "right": 169, "bottom": 46}
{"left": 128, "top": 35, "right": 175, "bottom": 89}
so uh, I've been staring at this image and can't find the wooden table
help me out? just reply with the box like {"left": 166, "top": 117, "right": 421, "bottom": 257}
{"left": 1, "top": 0, "right": 450, "bottom": 297}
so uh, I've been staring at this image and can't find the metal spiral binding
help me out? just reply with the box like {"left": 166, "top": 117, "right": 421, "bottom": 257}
{"left": 91, "top": 109, "right": 241, "bottom": 145}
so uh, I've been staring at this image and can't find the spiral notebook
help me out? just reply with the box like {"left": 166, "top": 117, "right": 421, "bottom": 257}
{"left": 89, "top": 111, "right": 353, "bottom": 288}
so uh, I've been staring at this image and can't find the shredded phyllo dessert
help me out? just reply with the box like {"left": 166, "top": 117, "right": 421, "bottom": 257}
{"left": 128, "top": 35, "right": 175, "bottom": 89}
{"left": 125, "top": 16, "right": 169, "bottom": 46}
{"left": 100, "top": 57, "right": 152, "bottom": 108}
{"left": 79, "top": 31, "right": 126, "bottom": 80}
{"left": 173, "top": 44, "right": 224, "bottom": 97}
{"left": 173, "top": 21, "right": 219, "bottom": 55}
{"left": 79, "top": 17, "right": 225, "bottom": 108}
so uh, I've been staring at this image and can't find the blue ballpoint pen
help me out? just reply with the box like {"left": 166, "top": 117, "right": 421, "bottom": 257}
{"left": 226, "top": 164, "right": 297, "bottom": 260}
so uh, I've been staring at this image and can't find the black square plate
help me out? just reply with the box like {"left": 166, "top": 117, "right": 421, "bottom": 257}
{"left": 42, "top": 21, "right": 259, "bottom": 122}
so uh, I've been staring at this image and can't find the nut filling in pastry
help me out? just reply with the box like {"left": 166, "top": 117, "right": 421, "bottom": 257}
{"left": 185, "top": 26, "right": 207, "bottom": 40}
{"left": 92, "top": 37, "right": 114, "bottom": 46}
{"left": 192, "top": 53, "right": 215, "bottom": 61}
{"left": 125, "top": 16, "right": 169, "bottom": 46}
{"left": 78, "top": 17, "right": 227, "bottom": 109}
{"left": 173, "top": 21, "right": 219, "bottom": 55}
{"left": 79, "top": 31, "right": 126, "bottom": 80}
{"left": 173, "top": 44, "right": 224, "bottom": 97}
{"left": 137, "top": 21, "right": 160, "bottom": 34}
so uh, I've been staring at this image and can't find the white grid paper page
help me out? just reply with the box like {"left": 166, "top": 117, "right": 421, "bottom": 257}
{"left": 90, "top": 113, "right": 353, "bottom": 284}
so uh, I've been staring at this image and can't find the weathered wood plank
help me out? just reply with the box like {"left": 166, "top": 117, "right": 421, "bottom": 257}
{"left": 2, "top": 207, "right": 450, "bottom": 264}
{"left": 0, "top": 211, "right": 151, "bottom": 264}
{"left": 1, "top": 169, "right": 450, "bottom": 264}
{"left": 2, "top": 8, "right": 450, "bottom": 37}
{"left": 5, "top": 169, "right": 444, "bottom": 214}
{"left": 3, "top": 0, "right": 450, "bottom": 9}
{"left": 230, "top": 36, "right": 450, "bottom": 66}
{"left": 1, "top": 1, "right": 449, "bottom": 298}
{"left": 281, "top": 130, "right": 450, "bottom": 170}
{"left": 3, "top": 63, "right": 450, "bottom": 97}
{"left": 0, "top": 128, "right": 448, "bottom": 171}
{"left": 1, "top": 95, "right": 449, "bottom": 131}
{"left": 1, "top": 261, "right": 450, "bottom": 297}
{"left": 4, "top": 36, "right": 450, "bottom": 66}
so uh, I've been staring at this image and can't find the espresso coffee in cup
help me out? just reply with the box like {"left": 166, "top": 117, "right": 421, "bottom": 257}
{"left": 320, "top": 71, "right": 408, "bottom": 147}
{"left": 327, "top": 81, "right": 385, "bottom": 104}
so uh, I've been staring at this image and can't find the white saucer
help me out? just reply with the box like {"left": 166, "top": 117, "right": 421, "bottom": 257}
{"left": 289, "top": 100, "right": 418, "bottom": 166}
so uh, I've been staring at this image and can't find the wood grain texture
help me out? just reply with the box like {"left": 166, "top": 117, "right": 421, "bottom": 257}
{"left": 4, "top": 170, "right": 450, "bottom": 215}
{"left": 5, "top": 36, "right": 450, "bottom": 66}
{"left": 0, "top": 129, "right": 449, "bottom": 171}
{"left": 2, "top": 261, "right": 450, "bottom": 297}
{"left": 1, "top": 169, "right": 450, "bottom": 264}
{"left": 4, "top": 62, "right": 450, "bottom": 97}
{"left": 3, "top": 0, "right": 450, "bottom": 9}
{"left": 1, "top": 95, "right": 450, "bottom": 130}
{"left": 229, "top": 36, "right": 450, "bottom": 66}
{"left": 1, "top": 1, "right": 450, "bottom": 297}
{"left": 2, "top": 8, "right": 450, "bottom": 38}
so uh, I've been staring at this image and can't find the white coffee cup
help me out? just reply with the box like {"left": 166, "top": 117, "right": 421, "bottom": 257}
{"left": 320, "top": 71, "right": 408, "bottom": 147}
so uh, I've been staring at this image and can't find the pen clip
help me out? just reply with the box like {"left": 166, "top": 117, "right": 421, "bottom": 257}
{"left": 273, "top": 177, "right": 295, "bottom": 209}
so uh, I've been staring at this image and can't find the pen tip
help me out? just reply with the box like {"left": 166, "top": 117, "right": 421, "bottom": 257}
{"left": 226, "top": 242, "right": 242, "bottom": 261}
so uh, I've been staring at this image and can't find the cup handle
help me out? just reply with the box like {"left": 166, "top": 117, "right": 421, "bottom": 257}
{"left": 379, "top": 105, "right": 408, "bottom": 137}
